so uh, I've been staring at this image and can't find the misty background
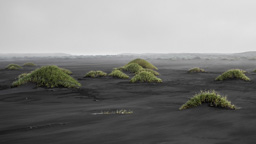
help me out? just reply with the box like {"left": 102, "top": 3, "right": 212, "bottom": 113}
{"left": 0, "top": 0, "right": 256, "bottom": 55}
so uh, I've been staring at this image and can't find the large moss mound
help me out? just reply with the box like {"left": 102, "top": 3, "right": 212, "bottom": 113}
{"left": 127, "top": 58, "right": 158, "bottom": 70}
{"left": 5, "top": 64, "right": 22, "bottom": 70}
{"left": 23, "top": 62, "right": 37, "bottom": 67}
{"left": 188, "top": 67, "right": 205, "bottom": 73}
{"left": 179, "top": 91, "right": 236, "bottom": 110}
{"left": 60, "top": 68, "right": 72, "bottom": 75}
{"left": 215, "top": 69, "right": 250, "bottom": 81}
{"left": 12, "top": 65, "right": 81, "bottom": 88}
{"left": 109, "top": 69, "right": 129, "bottom": 79}
{"left": 130, "top": 71, "right": 162, "bottom": 83}
{"left": 121, "top": 63, "right": 144, "bottom": 73}
{"left": 84, "top": 70, "right": 107, "bottom": 78}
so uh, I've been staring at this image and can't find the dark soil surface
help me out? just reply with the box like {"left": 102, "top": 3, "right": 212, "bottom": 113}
{"left": 0, "top": 57, "right": 256, "bottom": 144}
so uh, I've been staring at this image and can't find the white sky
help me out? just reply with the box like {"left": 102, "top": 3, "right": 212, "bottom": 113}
{"left": 0, "top": 0, "right": 256, "bottom": 55}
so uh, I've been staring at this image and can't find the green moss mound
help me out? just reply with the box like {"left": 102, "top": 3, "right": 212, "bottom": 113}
{"left": 12, "top": 65, "right": 81, "bottom": 88}
{"left": 85, "top": 70, "right": 107, "bottom": 78}
{"left": 5, "top": 64, "right": 22, "bottom": 70}
{"left": 127, "top": 58, "right": 158, "bottom": 70}
{"left": 215, "top": 69, "right": 250, "bottom": 81}
{"left": 188, "top": 67, "right": 205, "bottom": 73}
{"left": 18, "top": 73, "right": 29, "bottom": 79}
{"left": 109, "top": 69, "right": 129, "bottom": 79}
{"left": 60, "top": 68, "right": 72, "bottom": 75}
{"left": 121, "top": 63, "right": 144, "bottom": 73}
{"left": 23, "top": 62, "right": 36, "bottom": 67}
{"left": 130, "top": 71, "right": 162, "bottom": 83}
{"left": 135, "top": 68, "right": 160, "bottom": 76}
{"left": 179, "top": 91, "right": 236, "bottom": 110}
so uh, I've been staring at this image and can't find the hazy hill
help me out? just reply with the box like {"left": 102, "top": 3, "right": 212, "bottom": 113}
{"left": 1, "top": 51, "right": 256, "bottom": 60}
{"left": 0, "top": 53, "right": 71, "bottom": 58}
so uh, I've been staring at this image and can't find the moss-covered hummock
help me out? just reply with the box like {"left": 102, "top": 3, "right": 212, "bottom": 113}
{"left": 179, "top": 91, "right": 236, "bottom": 110}
{"left": 109, "top": 69, "right": 129, "bottom": 79}
{"left": 135, "top": 68, "right": 160, "bottom": 76}
{"left": 130, "top": 71, "right": 162, "bottom": 83}
{"left": 18, "top": 73, "right": 29, "bottom": 79}
{"left": 188, "top": 67, "right": 205, "bottom": 73}
{"left": 60, "top": 68, "right": 72, "bottom": 75}
{"left": 127, "top": 58, "right": 158, "bottom": 70}
{"left": 23, "top": 62, "right": 37, "bottom": 67}
{"left": 215, "top": 69, "right": 250, "bottom": 81}
{"left": 5, "top": 64, "right": 22, "bottom": 70}
{"left": 121, "top": 63, "right": 144, "bottom": 73}
{"left": 12, "top": 65, "right": 81, "bottom": 88}
{"left": 85, "top": 70, "right": 107, "bottom": 78}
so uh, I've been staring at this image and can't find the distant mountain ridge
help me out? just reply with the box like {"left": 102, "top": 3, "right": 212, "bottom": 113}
{"left": 1, "top": 51, "right": 256, "bottom": 59}
{"left": 233, "top": 51, "right": 256, "bottom": 57}
{"left": 0, "top": 53, "right": 71, "bottom": 57}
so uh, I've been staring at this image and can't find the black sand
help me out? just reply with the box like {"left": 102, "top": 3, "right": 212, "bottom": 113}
{"left": 0, "top": 57, "right": 256, "bottom": 144}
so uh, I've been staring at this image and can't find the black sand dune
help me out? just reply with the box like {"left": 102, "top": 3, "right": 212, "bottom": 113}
{"left": 1, "top": 57, "right": 256, "bottom": 144}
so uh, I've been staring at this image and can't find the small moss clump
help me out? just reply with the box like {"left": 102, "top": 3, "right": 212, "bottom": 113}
{"left": 121, "top": 63, "right": 144, "bottom": 73}
{"left": 85, "top": 70, "right": 107, "bottom": 78}
{"left": 23, "top": 62, "right": 36, "bottom": 67}
{"left": 179, "top": 91, "right": 236, "bottom": 110}
{"left": 135, "top": 68, "right": 160, "bottom": 76}
{"left": 215, "top": 69, "right": 250, "bottom": 81}
{"left": 127, "top": 58, "right": 158, "bottom": 70}
{"left": 188, "top": 67, "right": 205, "bottom": 73}
{"left": 109, "top": 69, "right": 129, "bottom": 79}
{"left": 5, "top": 64, "right": 22, "bottom": 70}
{"left": 12, "top": 65, "right": 81, "bottom": 88}
{"left": 130, "top": 71, "right": 162, "bottom": 83}
{"left": 60, "top": 68, "right": 72, "bottom": 75}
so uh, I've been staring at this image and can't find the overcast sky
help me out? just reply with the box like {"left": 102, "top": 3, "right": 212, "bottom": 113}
{"left": 0, "top": 0, "right": 256, "bottom": 55}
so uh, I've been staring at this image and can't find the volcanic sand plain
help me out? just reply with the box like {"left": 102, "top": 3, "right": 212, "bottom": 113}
{"left": 0, "top": 57, "right": 256, "bottom": 144}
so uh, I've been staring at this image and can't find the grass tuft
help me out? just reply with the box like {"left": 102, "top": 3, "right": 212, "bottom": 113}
{"left": 12, "top": 65, "right": 81, "bottom": 88}
{"left": 215, "top": 69, "right": 250, "bottom": 81}
{"left": 109, "top": 69, "right": 129, "bottom": 79}
{"left": 5, "top": 64, "right": 22, "bottom": 70}
{"left": 179, "top": 90, "right": 236, "bottom": 110}
{"left": 127, "top": 58, "right": 158, "bottom": 70}
{"left": 85, "top": 70, "right": 107, "bottom": 78}
{"left": 130, "top": 71, "right": 162, "bottom": 83}
{"left": 23, "top": 62, "right": 36, "bottom": 67}
{"left": 188, "top": 67, "right": 205, "bottom": 73}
